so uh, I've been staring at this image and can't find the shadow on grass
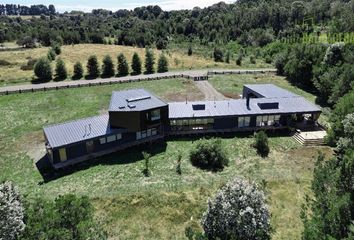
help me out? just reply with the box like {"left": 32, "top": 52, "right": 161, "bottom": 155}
{"left": 36, "top": 140, "right": 167, "bottom": 184}
{"left": 31, "top": 78, "right": 51, "bottom": 84}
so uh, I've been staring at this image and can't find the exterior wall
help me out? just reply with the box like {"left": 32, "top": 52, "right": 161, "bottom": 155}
{"left": 242, "top": 86, "right": 264, "bottom": 98}
{"left": 214, "top": 117, "right": 237, "bottom": 129}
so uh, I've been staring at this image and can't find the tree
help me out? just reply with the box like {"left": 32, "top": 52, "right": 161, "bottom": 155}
{"left": 131, "top": 52, "right": 142, "bottom": 75}
{"left": 142, "top": 151, "right": 151, "bottom": 177}
{"left": 55, "top": 58, "right": 68, "bottom": 80}
{"left": 225, "top": 50, "right": 231, "bottom": 63}
{"left": 202, "top": 177, "right": 271, "bottom": 240}
{"left": 17, "top": 36, "right": 36, "bottom": 48}
{"left": 144, "top": 48, "right": 155, "bottom": 74}
{"left": 117, "top": 53, "right": 129, "bottom": 77}
{"left": 47, "top": 48, "right": 56, "bottom": 61}
{"left": 0, "top": 181, "right": 25, "bottom": 240}
{"left": 157, "top": 54, "right": 168, "bottom": 73}
{"left": 213, "top": 48, "right": 223, "bottom": 62}
{"left": 254, "top": 131, "right": 270, "bottom": 157}
{"left": 189, "top": 138, "right": 229, "bottom": 171}
{"left": 52, "top": 44, "right": 61, "bottom": 55}
{"left": 101, "top": 55, "right": 115, "bottom": 78}
{"left": 86, "top": 55, "right": 100, "bottom": 79}
{"left": 34, "top": 57, "right": 52, "bottom": 81}
{"left": 236, "top": 54, "right": 243, "bottom": 66}
{"left": 73, "top": 62, "right": 83, "bottom": 80}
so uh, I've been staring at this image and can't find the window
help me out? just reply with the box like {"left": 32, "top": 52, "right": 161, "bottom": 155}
{"left": 86, "top": 141, "right": 94, "bottom": 153}
{"left": 238, "top": 116, "right": 251, "bottom": 128}
{"left": 137, "top": 128, "right": 158, "bottom": 140}
{"left": 147, "top": 129, "right": 152, "bottom": 137}
{"left": 152, "top": 128, "right": 157, "bottom": 136}
{"left": 244, "top": 117, "right": 250, "bottom": 127}
{"left": 107, "top": 135, "right": 116, "bottom": 143}
{"left": 275, "top": 115, "right": 280, "bottom": 121}
{"left": 208, "top": 118, "right": 214, "bottom": 124}
{"left": 116, "top": 134, "right": 122, "bottom": 140}
{"left": 136, "top": 132, "right": 142, "bottom": 140}
{"left": 170, "top": 120, "right": 177, "bottom": 126}
{"left": 59, "top": 148, "right": 67, "bottom": 162}
{"left": 150, "top": 109, "right": 161, "bottom": 121}
{"left": 99, "top": 138, "right": 106, "bottom": 144}
{"left": 238, "top": 117, "right": 245, "bottom": 128}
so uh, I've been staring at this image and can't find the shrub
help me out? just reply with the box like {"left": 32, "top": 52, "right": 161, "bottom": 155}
{"left": 116, "top": 53, "right": 129, "bottom": 77}
{"left": 144, "top": 48, "right": 155, "bottom": 74}
{"left": 73, "top": 62, "right": 83, "bottom": 80}
{"left": 264, "top": 55, "right": 272, "bottom": 64}
{"left": 20, "top": 58, "right": 37, "bottom": 71}
{"left": 86, "top": 55, "right": 100, "bottom": 79}
{"left": 0, "top": 181, "right": 25, "bottom": 240}
{"left": 0, "top": 59, "right": 12, "bottom": 66}
{"left": 101, "top": 55, "right": 115, "bottom": 78}
{"left": 202, "top": 177, "right": 271, "bottom": 240}
{"left": 156, "top": 38, "right": 168, "bottom": 50}
{"left": 157, "top": 54, "right": 169, "bottom": 73}
{"left": 189, "top": 138, "right": 228, "bottom": 171}
{"left": 213, "top": 48, "right": 223, "bottom": 62}
{"left": 176, "top": 153, "right": 182, "bottom": 175}
{"left": 225, "top": 50, "right": 231, "bottom": 63}
{"left": 47, "top": 48, "right": 56, "bottom": 61}
{"left": 254, "top": 131, "right": 270, "bottom": 157}
{"left": 52, "top": 44, "right": 61, "bottom": 55}
{"left": 188, "top": 46, "right": 193, "bottom": 56}
{"left": 34, "top": 57, "right": 52, "bottom": 80}
{"left": 142, "top": 151, "right": 151, "bottom": 177}
{"left": 250, "top": 54, "right": 256, "bottom": 64}
{"left": 274, "top": 53, "right": 287, "bottom": 75}
{"left": 236, "top": 54, "right": 243, "bottom": 66}
{"left": 131, "top": 52, "right": 142, "bottom": 75}
{"left": 55, "top": 58, "right": 67, "bottom": 80}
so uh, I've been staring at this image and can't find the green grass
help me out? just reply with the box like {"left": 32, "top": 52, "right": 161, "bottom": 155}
{"left": 0, "top": 76, "right": 333, "bottom": 240}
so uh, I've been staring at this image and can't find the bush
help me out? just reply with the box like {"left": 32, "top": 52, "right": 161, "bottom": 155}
{"left": 144, "top": 48, "right": 155, "bottom": 74}
{"left": 86, "top": 55, "right": 100, "bottom": 79}
{"left": 0, "top": 181, "right": 25, "bottom": 240}
{"left": 264, "top": 55, "right": 272, "bottom": 64}
{"left": 20, "top": 58, "right": 37, "bottom": 71}
{"left": 250, "top": 54, "right": 256, "bottom": 64}
{"left": 157, "top": 54, "right": 169, "bottom": 73}
{"left": 131, "top": 52, "right": 142, "bottom": 75}
{"left": 189, "top": 138, "right": 228, "bottom": 171}
{"left": 55, "top": 58, "right": 67, "bottom": 80}
{"left": 202, "top": 177, "right": 271, "bottom": 240}
{"left": 156, "top": 38, "right": 167, "bottom": 50}
{"left": 0, "top": 59, "right": 12, "bottom": 66}
{"left": 213, "top": 48, "right": 223, "bottom": 62}
{"left": 47, "top": 48, "right": 56, "bottom": 61}
{"left": 236, "top": 54, "right": 243, "bottom": 66}
{"left": 34, "top": 57, "right": 52, "bottom": 80}
{"left": 188, "top": 46, "right": 193, "bottom": 56}
{"left": 117, "top": 53, "right": 129, "bottom": 77}
{"left": 52, "top": 44, "right": 61, "bottom": 55}
{"left": 142, "top": 151, "right": 151, "bottom": 177}
{"left": 73, "top": 62, "right": 83, "bottom": 80}
{"left": 274, "top": 53, "right": 287, "bottom": 75}
{"left": 225, "top": 50, "right": 231, "bottom": 63}
{"left": 21, "top": 194, "right": 107, "bottom": 240}
{"left": 254, "top": 131, "right": 270, "bottom": 157}
{"left": 101, "top": 55, "right": 115, "bottom": 78}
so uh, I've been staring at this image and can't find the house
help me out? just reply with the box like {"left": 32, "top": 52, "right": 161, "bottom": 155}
{"left": 43, "top": 84, "right": 321, "bottom": 169}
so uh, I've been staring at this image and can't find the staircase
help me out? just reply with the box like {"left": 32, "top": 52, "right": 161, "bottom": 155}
{"left": 292, "top": 130, "right": 326, "bottom": 146}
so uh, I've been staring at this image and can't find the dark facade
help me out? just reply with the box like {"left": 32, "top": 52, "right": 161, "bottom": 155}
{"left": 43, "top": 85, "right": 322, "bottom": 169}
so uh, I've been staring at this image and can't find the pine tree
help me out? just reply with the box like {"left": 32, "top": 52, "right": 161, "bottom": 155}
{"left": 236, "top": 54, "right": 243, "bottom": 66}
{"left": 157, "top": 54, "right": 169, "bottom": 73}
{"left": 117, "top": 53, "right": 129, "bottom": 77}
{"left": 55, "top": 58, "right": 67, "bottom": 80}
{"left": 86, "top": 55, "right": 100, "bottom": 79}
{"left": 213, "top": 48, "right": 224, "bottom": 62}
{"left": 73, "top": 62, "right": 83, "bottom": 80}
{"left": 131, "top": 52, "right": 142, "bottom": 75}
{"left": 144, "top": 48, "right": 155, "bottom": 74}
{"left": 34, "top": 57, "right": 52, "bottom": 81}
{"left": 101, "top": 55, "right": 114, "bottom": 78}
{"left": 225, "top": 50, "right": 231, "bottom": 63}
{"left": 47, "top": 48, "right": 56, "bottom": 61}
{"left": 188, "top": 46, "right": 193, "bottom": 56}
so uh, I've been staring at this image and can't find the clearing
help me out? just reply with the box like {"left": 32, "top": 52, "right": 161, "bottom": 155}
{"left": 0, "top": 75, "right": 332, "bottom": 240}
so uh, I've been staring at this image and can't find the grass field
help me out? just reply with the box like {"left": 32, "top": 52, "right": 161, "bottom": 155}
{"left": 0, "top": 76, "right": 332, "bottom": 239}
{"left": 0, "top": 43, "right": 272, "bottom": 86}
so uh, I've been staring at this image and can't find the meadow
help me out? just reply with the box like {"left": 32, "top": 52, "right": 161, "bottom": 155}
{"left": 0, "top": 76, "right": 332, "bottom": 239}
{"left": 0, "top": 43, "right": 272, "bottom": 86}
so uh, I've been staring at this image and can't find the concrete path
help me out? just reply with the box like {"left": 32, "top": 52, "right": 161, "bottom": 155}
{"left": 194, "top": 81, "right": 228, "bottom": 101}
{"left": 0, "top": 68, "right": 276, "bottom": 95}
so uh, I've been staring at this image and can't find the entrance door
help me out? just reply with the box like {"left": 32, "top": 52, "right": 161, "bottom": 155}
{"left": 59, "top": 148, "right": 67, "bottom": 162}
{"left": 86, "top": 141, "right": 94, "bottom": 153}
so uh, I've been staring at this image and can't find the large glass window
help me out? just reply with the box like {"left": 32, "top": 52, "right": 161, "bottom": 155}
{"left": 150, "top": 109, "right": 161, "bottom": 121}
{"left": 107, "top": 135, "right": 116, "bottom": 143}
{"left": 238, "top": 116, "right": 251, "bottom": 128}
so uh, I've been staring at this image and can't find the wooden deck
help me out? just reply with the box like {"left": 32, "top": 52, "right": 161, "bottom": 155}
{"left": 0, "top": 68, "right": 276, "bottom": 95}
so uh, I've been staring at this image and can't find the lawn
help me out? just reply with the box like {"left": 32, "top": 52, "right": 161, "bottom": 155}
{"left": 0, "top": 43, "right": 272, "bottom": 86}
{"left": 0, "top": 76, "right": 333, "bottom": 240}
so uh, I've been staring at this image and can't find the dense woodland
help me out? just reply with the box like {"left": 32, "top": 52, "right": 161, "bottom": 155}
{"left": 0, "top": 0, "right": 353, "bottom": 47}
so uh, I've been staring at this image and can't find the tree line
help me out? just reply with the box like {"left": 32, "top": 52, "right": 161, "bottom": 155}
{"left": 0, "top": 0, "right": 353, "bottom": 47}
{"left": 0, "top": 4, "right": 55, "bottom": 16}
{"left": 34, "top": 47, "right": 169, "bottom": 81}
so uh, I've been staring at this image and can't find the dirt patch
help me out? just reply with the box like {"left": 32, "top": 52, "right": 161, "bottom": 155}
{"left": 221, "top": 92, "right": 241, "bottom": 99}
{"left": 163, "top": 80, "right": 204, "bottom": 102}
{"left": 194, "top": 81, "right": 227, "bottom": 101}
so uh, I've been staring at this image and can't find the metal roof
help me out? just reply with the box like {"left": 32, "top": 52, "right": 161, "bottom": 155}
{"left": 43, "top": 115, "right": 126, "bottom": 148}
{"left": 244, "top": 84, "right": 299, "bottom": 98}
{"left": 109, "top": 89, "right": 167, "bottom": 112}
{"left": 168, "top": 97, "right": 321, "bottom": 119}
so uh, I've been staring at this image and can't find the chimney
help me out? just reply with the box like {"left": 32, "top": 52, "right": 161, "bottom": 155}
{"left": 246, "top": 94, "right": 250, "bottom": 110}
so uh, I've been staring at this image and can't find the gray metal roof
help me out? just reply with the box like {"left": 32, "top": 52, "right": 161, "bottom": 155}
{"left": 244, "top": 84, "right": 299, "bottom": 98}
{"left": 43, "top": 115, "right": 126, "bottom": 148}
{"left": 169, "top": 97, "right": 321, "bottom": 119}
{"left": 109, "top": 89, "right": 167, "bottom": 112}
